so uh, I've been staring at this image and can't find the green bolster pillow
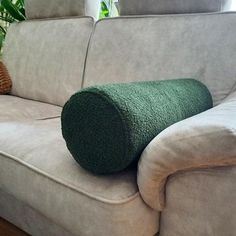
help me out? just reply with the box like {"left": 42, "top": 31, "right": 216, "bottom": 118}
{"left": 61, "top": 79, "right": 213, "bottom": 175}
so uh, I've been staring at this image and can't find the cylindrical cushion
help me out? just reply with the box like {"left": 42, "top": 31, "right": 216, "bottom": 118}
{"left": 61, "top": 79, "right": 213, "bottom": 174}
{"left": 25, "top": 0, "right": 101, "bottom": 19}
{"left": 119, "top": 0, "right": 232, "bottom": 15}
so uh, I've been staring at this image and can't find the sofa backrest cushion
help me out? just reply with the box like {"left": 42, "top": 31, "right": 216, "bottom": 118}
{"left": 84, "top": 12, "right": 236, "bottom": 106}
{"left": 119, "top": 0, "right": 232, "bottom": 15}
{"left": 3, "top": 17, "right": 94, "bottom": 106}
{"left": 25, "top": 0, "right": 101, "bottom": 19}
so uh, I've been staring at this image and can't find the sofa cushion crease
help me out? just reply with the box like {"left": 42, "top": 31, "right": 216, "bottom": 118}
{"left": 0, "top": 95, "right": 62, "bottom": 121}
{"left": 23, "top": 15, "right": 94, "bottom": 23}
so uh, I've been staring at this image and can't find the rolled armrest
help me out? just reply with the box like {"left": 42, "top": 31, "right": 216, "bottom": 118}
{"left": 138, "top": 92, "right": 236, "bottom": 211}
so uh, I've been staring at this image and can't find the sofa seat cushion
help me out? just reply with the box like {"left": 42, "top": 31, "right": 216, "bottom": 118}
{"left": 0, "top": 118, "right": 159, "bottom": 236}
{"left": 0, "top": 95, "right": 62, "bottom": 122}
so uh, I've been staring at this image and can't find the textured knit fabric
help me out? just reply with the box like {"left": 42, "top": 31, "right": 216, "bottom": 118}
{"left": 61, "top": 79, "right": 213, "bottom": 174}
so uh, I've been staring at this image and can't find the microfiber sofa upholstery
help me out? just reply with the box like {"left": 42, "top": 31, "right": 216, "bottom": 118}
{"left": 0, "top": 0, "right": 236, "bottom": 236}
{"left": 119, "top": 0, "right": 232, "bottom": 15}
{"left": 25, "top": 0, "right": 101, "bottom": 20}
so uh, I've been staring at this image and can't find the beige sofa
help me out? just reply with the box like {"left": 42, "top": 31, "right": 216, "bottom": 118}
{"left": 0, "top": 0, "right": 236, "bottom": 235}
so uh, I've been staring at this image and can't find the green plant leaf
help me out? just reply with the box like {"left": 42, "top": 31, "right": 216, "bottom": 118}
{"left": 1, "top": 0, "right": 25, "bottom": 21}
{"left": 18, "top": 6, "right": 25, "bottom": 16}
{"left": 0, "top": 15, "right": 15, "bottom": 23}
{"left": 0, "top": 26, "right": 6, "bottom": 53}
{"left": 0, "top": 25, "right": 6, "bottom": 35}
{"left": 100, "top": 1, "right": 109, "bottom": 18}
{"left": 0, "top": 5, "right": 5, "bottom": 11}
{"left": 15, "top": 0, "right": 24, "bottom": 7}
{"left": 100, "top": 0, "right": 118, "bottom": 18}
{"left": 0, "top": 31, "right": 5, "bottom": 48}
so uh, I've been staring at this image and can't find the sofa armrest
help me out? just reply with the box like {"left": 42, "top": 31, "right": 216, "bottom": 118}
{"left": 138, "top": 92, "right": 236, "bottom": 211}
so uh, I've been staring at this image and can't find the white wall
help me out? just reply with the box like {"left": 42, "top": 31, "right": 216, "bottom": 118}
{"left": 230, "top": 0, "right": 236, "bottom": 10}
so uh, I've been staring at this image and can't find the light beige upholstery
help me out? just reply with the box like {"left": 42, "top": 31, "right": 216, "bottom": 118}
{"left": 0, "top": 118, "right": 159, "bottom": 236}
{"left": 25, "top": 0, "right": 101, "bottom": 20}
{"left": 119, "top": 0, "right": 232, "bottom": 15}
{"left": 138, "top": 91, "right": 236, "bottom": 211}
{"left": 0, "top": 190, "right": 74, "bottom": 236}
{"left": 160, "top": 167, "right": 236, "bottom": 236}
{"left": 1, "top": 4, "right": 236, "bottom": 236}
{"left": 0, "top": 95, "right": 61, "bottom": 121}
{"left": 3, "top": 17, "right": 94, "bottom": 106}
{"left": 84, "top": 12, "right": 236, "bottom": 106}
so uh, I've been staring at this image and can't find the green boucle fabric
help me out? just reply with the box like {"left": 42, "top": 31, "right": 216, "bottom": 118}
{"left": 61, "top": 79, "right": 213, "bottom": 174}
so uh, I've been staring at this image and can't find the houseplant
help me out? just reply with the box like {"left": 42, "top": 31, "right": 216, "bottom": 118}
{"left": 0, "top": 0, "right": 25, "bottom": 51}
{"left": 100, "top": 0, "right": 119, "bottom": 18}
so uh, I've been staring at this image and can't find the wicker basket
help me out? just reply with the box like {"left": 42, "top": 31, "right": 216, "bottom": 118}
{"left": 0, "top": 61, "right": 12, "bottom": 95}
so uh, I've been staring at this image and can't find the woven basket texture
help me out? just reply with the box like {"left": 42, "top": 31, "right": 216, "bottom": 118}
{"left": 0, "top": 62, "right": 12, "bottom": 95}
